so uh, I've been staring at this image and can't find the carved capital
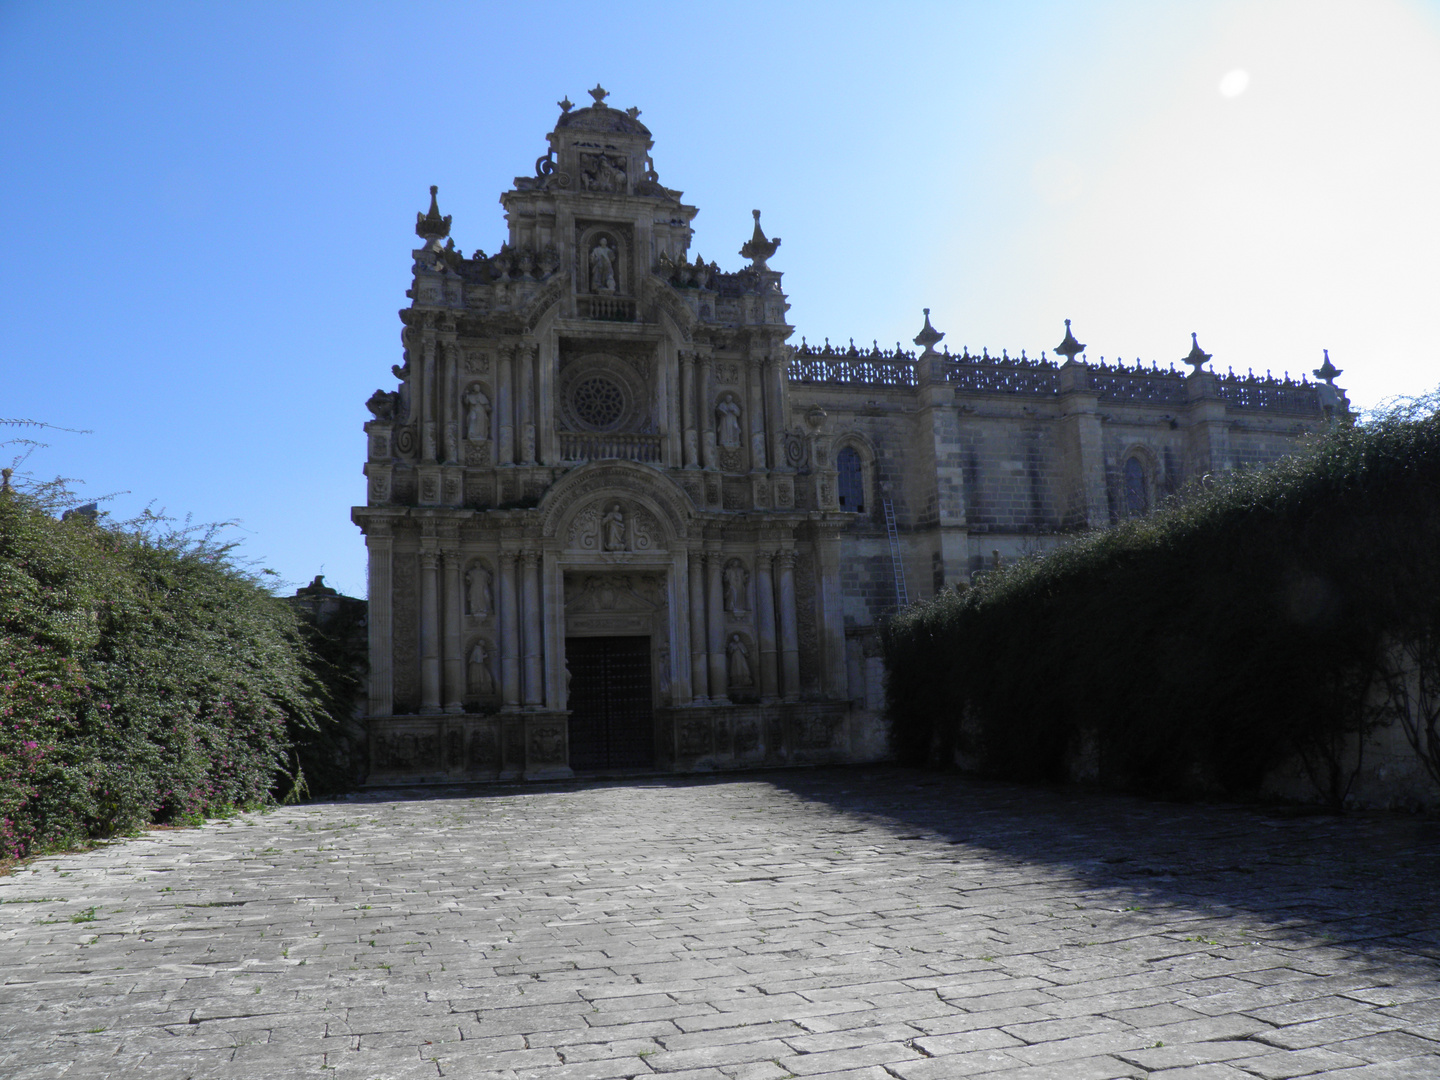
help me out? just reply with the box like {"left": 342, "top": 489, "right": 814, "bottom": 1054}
{"left": 754, "top": 549, "right": 774, "bottom": 571}
{"left": 776, "top": 548, "right": 798, "bottom": 571}
{"left": 420, "top": 550, "right": 441, "bottom": 571}
{"left": 520, "top": 550, "right": 541, "bottom": 570}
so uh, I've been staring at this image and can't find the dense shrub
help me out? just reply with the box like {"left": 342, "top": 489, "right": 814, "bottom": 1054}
{"left": 881, "top": 396, "right": 1440, "bottom": 806}
{"left": 0, "top": 487, "right": 335, "bottom": 862}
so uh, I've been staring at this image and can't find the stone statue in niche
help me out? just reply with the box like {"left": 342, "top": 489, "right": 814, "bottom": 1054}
{"left": 590, "top": 238, "right": 617, "bottom": 293}
{"left": 727, "top": 634, "right": 752, "bottom": 687}
{"left": 716, "top": 393, "right": 742, "bottom": 449}
{"left": 723, "top": 559, "right": 748, "bottom": 615}
{"left": 464, "top": 385, "right": 491, "bottom": 441}
{"left": 465, "top": 565, "right": 492, "bottom": 618}
{"left": 602, "top": 503, "right": 626, "bottom": 551}
{"left": 468, "top": 640, "right": 495, "bottom": 697}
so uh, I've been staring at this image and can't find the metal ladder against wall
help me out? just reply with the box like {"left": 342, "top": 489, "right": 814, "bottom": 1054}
{"left": 882, "top": 497, "right": 909, "bottom": 609}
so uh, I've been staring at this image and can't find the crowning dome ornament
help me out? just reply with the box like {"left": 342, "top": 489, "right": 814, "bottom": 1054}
{"left": 588, "top": 84, "right": 609, "bottom": 105}
{"left": 1055, "top": 318, "right": 1085, "bottom": 362}
{"left": 1183, "top": 332, "right": 1213, "bottom": 373}
{"left": 739, "top": 210, "right": 781, "bottom": 270}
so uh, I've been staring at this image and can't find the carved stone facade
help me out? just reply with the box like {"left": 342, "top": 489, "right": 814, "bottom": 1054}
{"left": 353, "top": 89, "right": 1348, "bottom": 781}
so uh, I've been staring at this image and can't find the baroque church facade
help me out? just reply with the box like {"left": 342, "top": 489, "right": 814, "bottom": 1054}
{"left": 353, "top": 88, "right": 1348, "bottom": 782}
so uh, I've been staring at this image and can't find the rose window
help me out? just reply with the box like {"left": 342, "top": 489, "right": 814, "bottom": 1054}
{"left": 572, "top": 376, "right": 625, "bottom": 429}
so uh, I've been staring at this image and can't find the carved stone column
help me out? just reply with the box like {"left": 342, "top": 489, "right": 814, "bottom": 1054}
{"left": 688, "top": 547, "right": 708, "bottom": 702}
{"left": 497, "top": 343, "right": 515, "bottom": 466}
{"left": 498, "top": 550, "right": 521, "bottom": 708}
{"left": 420, "top": 336, "right": 438, "bottom": 464}
{"left": 518, "top": 343, "right": 537, "bottom": 464}
{"left": 521, "top": 550, "right": 543, "bottom": 707}
{"left": 680, "top": 350, "right": 697, "bottom": 468}
{"left": 365, "top": 523, "right": 393, "bottom": 716}
{"left": 747, "top": 359, "right": 767, "bottom": 470}
{"left": 766, "top": 353, "right": 787, "bottom": 474}
{"left": 419, "top": 547, "right": 442, "bottom": 712}
{"left": 777, "top": 547, "right": 801, "bottom": 702}
{"left": 537, "top": 338, "right": 557, "bottom": 466}
{"left": 706, "top": 540, "right": 727, "bottom": 701}
{"left": 442, "top": 550, "right": 464, "bottom": 712}
{"left": 755, "top": 549, "right": 779, "bottom": 702}
{"left": 699, "top": 356, "right": 717, "bottom": 470}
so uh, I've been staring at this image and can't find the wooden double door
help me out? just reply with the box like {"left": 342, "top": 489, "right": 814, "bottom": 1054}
{"left": 566, "top": 635, "right": 654, "bottom": 770}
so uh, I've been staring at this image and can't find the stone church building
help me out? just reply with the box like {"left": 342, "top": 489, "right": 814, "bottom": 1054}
{"left": 353, "top": 88, "right": 1348, "bottom": 782}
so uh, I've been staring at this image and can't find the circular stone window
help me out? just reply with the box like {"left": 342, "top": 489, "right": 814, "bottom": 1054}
{"left": 572, "top": 376, "right": 625, "bottom": 430}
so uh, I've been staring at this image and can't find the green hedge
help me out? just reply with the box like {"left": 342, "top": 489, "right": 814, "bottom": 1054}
{"left": 0, "top": 489, "right": 336, "bottom": 862}
{"left": 881, "top": 397, "right": 1440, "bottom": 805}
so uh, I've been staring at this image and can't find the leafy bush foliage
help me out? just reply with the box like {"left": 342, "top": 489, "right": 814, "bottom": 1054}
{"left": 0, "top": 488, "right": 336, "bottom": 862}
{"left": 881, "top": 396, "right": 1440, "bottom": 806}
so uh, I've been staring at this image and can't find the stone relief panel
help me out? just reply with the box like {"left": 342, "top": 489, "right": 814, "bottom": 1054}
{"left": 464, "top": 442, "right": 494, "bottom": 467}
{"left": 774, "top": 476, "right": 794, "bottom": 509}
{"left": 565, "top": 573, "right": 663, "bottom": 615}
{"left": 565, "top": 500, "right": 662, "bottom": 553}
{"left": 527, "top": 723, "right": 566, "bottom": 764}
{"left": 468, "top": 723, "right": 500, "bottom": 771}
{"left": 391, "top": 552, "right": 419, "bottom": 712}
{"left": 677, "top": 716, "right": 712, "bottom": 757}
{"left": 373, "top": 726, "right": 438, "bottom": 771}
{"left": 464, "top": 476, "right": 494, "bottom": 508}
{"left": 797, "top": 711, "right": 841, "bottom": 750}
{"left": 462, "top": 350, "right": 491, "bottom": 375}
{"left": 715, "top": 361, "right": 741, "bottom": 385}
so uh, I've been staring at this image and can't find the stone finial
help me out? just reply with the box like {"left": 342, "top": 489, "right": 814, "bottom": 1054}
{"left": 1313, "top": 348, "right": 1342, "bottom": 386}
{"left": 0, "top": 467, "right": 11, "bottom": 494}
{"left": 626, "top": 106, "right": 641, "bottom": 119}
{"left": 557, "top": 96, "right": 574, "bottom": 113}
{"left": 415, "top": 185, "right": 452, "bottom": 241}
{"left": 1183, "top": 331, "right": 1212, "bottom": 373}
{"left": 739, "top": 209, "right": 781, "bottom": 269}
{"left": 912, "top": 308, "right": 945, "bottom": 355}
{"left": 1055, "top": 318, "right": 1085, "bottom": 362}
{"left": 588, "top": 84, "right": 609, "bottom": 105}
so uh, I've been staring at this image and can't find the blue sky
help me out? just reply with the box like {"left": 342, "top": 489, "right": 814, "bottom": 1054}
{"left": 4, "top": 0, "right": 1438, "bottom": 598}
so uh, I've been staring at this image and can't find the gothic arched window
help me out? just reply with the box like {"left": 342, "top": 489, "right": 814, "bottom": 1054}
{"left": 1123, "top": 455, "right": 1148, "bottom": 518}
{"left": 837, "top": 447, "right": 865, "bottom": 513}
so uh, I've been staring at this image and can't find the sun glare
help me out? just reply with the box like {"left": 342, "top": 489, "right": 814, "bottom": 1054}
{"left": 1218, "top": 68, "right": 1250, "bottom": 97}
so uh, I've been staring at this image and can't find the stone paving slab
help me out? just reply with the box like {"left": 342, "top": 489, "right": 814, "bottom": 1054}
{"left": 1, "top": 766, "right": 1437, "bottom": 1079}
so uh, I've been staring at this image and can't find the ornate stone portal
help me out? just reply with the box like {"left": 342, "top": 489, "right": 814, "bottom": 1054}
{"left": 354, "top": 89, "right": 1345, "bottom": 783}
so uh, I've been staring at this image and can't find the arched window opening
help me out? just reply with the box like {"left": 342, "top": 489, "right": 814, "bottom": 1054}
{"left": 1123, "top": 455, "right": 1148, "bottom": 518}
{"left": 837, "top": 447, "right": 865, "bottom": 513}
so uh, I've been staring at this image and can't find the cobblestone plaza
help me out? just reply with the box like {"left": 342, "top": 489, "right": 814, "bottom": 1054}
{"left": 2, "top": 768, "right": 1437, "bottom": 1078}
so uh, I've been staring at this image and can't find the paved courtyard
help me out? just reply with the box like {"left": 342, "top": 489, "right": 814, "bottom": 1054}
{"left": 1, "top": 767, "right": 1438, "bottom": 1080}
